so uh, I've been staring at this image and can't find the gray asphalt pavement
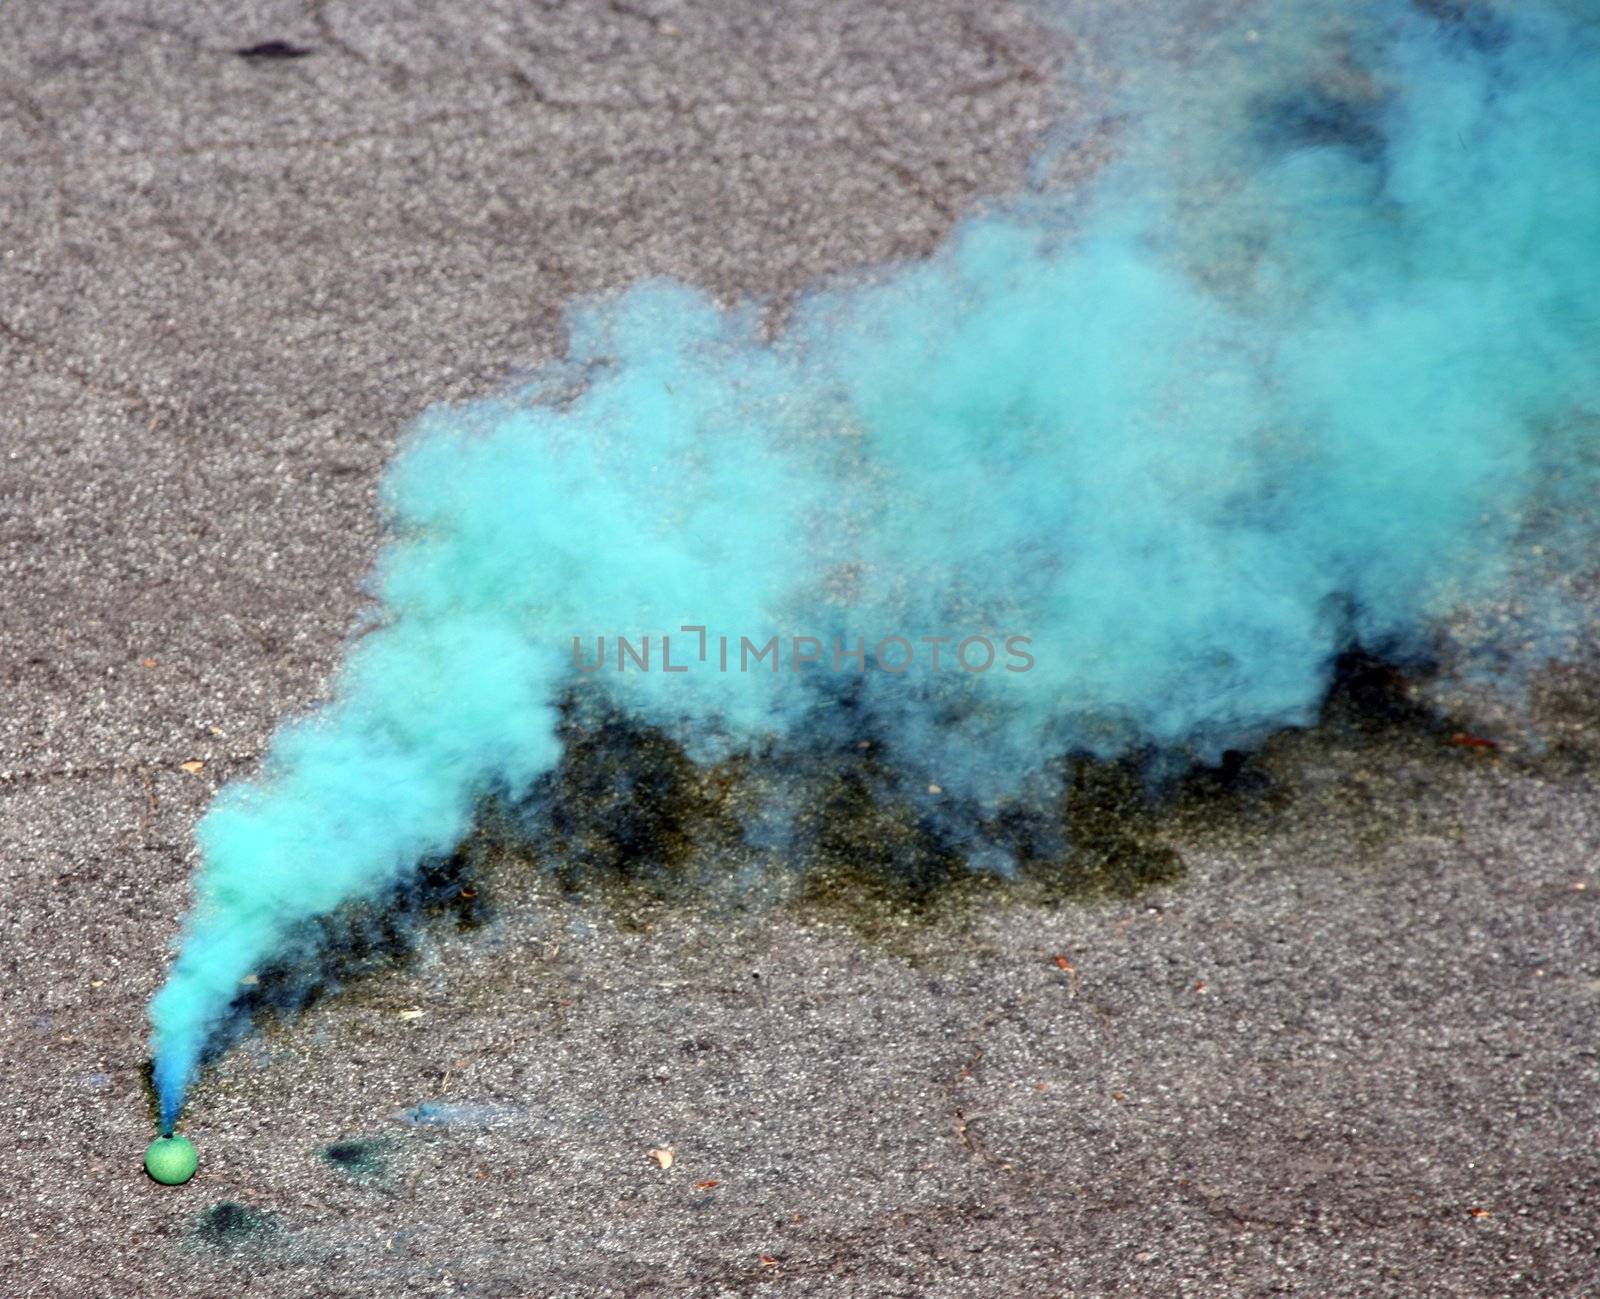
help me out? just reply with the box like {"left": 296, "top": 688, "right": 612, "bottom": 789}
{"left": 2, "top": 2, "right": 1598, "bottom": 1296}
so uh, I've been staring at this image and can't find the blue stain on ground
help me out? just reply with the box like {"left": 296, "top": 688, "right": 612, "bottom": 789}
{"left": 399, "top": 1102, "right": 524, "bottom": 1130}
{"left": 322, "top": 1137, "right": 395, "bottom": 1179}
{"left": 193, "top": 1203, "right": 281, "bottom": 1252}
{"left": 149, "top": 0, "right": 1600, "bottom": 1128}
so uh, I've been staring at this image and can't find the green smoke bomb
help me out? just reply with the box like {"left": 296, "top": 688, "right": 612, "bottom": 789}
{"left": 144, "top": 1135, "right": 198, "bottom": 1185}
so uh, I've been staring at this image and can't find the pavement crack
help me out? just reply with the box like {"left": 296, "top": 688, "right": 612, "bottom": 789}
{"left": 0, "top": 317, "right": 165, "bottom": 418}
{"left": 503, "top": 67, "right": 669, "bottom": 116}
{"left": 0, "top": 753, "right": 260, "bottom": 789}
{"left": 307, "top": 0, "right": 412, "bottom": 90}
{"left": 606, "top": 0, "right": 667, "bottom": 32}
{"left": 1180, "top": 1179, "right": 1303, "bottom": 1232}
{"left": 939, "top": 1029, "right": 1015, "bottom": 1168}
{"left": 956, "top": 13, "right": 1052, "bottom": 94}
{"left": 98, "top": 104, "right": 496, "bottom": 160}
{"left": 308, "top": 0, "right": 364, "bottom": 62}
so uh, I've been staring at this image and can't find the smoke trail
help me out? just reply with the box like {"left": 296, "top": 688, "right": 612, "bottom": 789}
{"left": 150, "top": 0, "right": 1600, "bottom": 1129}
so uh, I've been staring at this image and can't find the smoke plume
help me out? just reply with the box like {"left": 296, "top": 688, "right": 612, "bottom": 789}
{"left": 150, "top": 0, "right": 1600, "bottom": 1130}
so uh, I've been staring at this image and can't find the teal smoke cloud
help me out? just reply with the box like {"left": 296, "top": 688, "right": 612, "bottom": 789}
{"left": 150, "top": 0, "right": 1600, "bottom": 1130}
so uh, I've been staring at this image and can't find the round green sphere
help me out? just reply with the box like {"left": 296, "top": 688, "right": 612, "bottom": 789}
{"left": 144, "top": 1135, "right": 198, "bottom": 1185}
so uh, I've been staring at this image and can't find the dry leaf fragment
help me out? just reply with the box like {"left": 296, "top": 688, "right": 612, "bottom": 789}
{"left": 1052, "top": 954, "right": 1079, "bottom": 991}
{"left": 649, "top": 1147, "right": 674, "bottom": 1170}
{"left": 693, "top": 1179, "right": 721, "bottom": 1191}
{"left": 179, "top": 760, "right": 205, "bottom": 774}
{"left": 758, "top": 1255, "right": 779, "bottom": 1267}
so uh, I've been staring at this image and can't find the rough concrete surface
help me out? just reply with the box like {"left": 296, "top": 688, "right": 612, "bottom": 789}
{"left": 1, "top": 2, "right": 1597, "bottom": 1296}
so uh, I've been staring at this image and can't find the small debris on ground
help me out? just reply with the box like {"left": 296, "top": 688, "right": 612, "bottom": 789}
{"left": 236, "top": 40, "right": 314, "bottom": 60}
